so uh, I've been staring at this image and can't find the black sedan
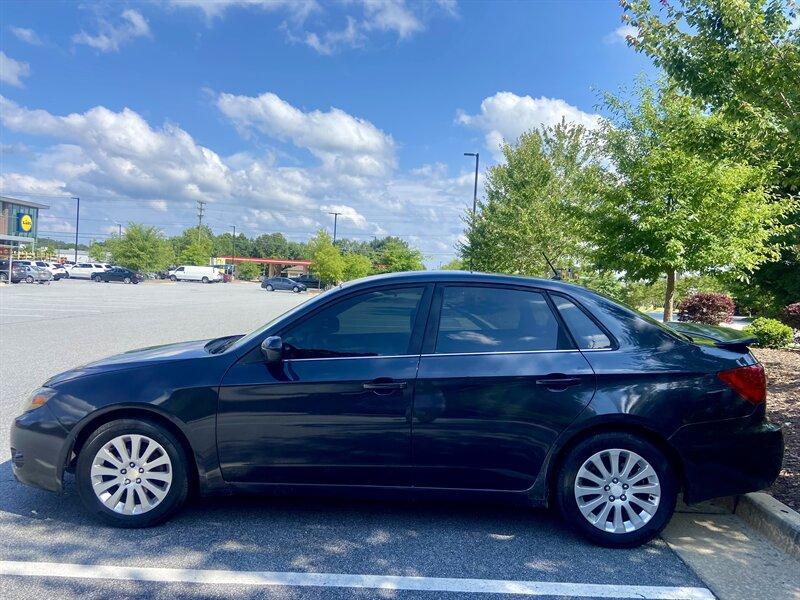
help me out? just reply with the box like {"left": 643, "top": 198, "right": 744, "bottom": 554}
{"left": 95, "top": 267, "right": 143, "bottom": 284}
{"left": 261, "top": 276, "right": 306, "bottom": 293}
{"left": 10, "top": 272, "right": 782, "bottom": 547}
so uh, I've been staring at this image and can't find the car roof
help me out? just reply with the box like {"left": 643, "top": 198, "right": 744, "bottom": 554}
{"left": 335, "top": 270, "right": 585, "bottom": 294}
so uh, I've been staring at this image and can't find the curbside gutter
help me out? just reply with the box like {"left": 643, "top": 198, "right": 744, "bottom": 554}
{"left": 735, "top": 492, "right": 800, "bottom": 561}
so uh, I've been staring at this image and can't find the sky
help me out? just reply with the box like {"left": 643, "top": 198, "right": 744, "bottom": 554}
{"left": 0, "top": 0, "right": 653, "bottom": 266}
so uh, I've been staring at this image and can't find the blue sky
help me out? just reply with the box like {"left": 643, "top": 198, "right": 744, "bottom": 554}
{"left": 0, "top": 0, "right": 652, "bottom": 265}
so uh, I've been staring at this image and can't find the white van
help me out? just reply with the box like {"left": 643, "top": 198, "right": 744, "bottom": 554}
{"left": 168, "top": 265, "right": 222, "bottom": 283}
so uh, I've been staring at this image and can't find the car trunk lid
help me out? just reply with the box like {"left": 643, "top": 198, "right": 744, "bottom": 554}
{"left": 666, "top": 322, "right": 756, "bottom": 351}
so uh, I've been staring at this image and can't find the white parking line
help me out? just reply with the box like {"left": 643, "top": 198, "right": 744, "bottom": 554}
{"left": 0, "top": 560, "right": 714, "bottom": 599}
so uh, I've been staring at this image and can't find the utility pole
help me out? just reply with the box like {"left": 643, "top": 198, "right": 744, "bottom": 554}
{"left": 328, "top": 211, "right": 341, "bottom": 243}
{"left": 463, "top": 152, "right": 479, "bottom": 271}
{"left": 72, "top": 196, "right": 80, "bottom": 264}
{"left": 196, "top": 200, "right": 206, "bottom": 241}
{"left": 115, "top": 222, "right": 122, "bottom": 237}
{"left": 230, "top": 225, "right": 236, "bottom": 263}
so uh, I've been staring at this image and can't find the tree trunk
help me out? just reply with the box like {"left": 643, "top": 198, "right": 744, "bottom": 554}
{"left": 663, "top": 269, "right": 676, "bottom": 322}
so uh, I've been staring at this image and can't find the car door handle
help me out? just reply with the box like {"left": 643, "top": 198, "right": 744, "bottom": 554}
{"left": 363, "top": 381, "right": 408, "bottom": 390}
{"left": 536, "top": 377, "right": 582, "bottom": 387}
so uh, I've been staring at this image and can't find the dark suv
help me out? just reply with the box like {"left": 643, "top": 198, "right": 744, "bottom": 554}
{"left": 96, "top": 267, "right": 144, "bottom": 284}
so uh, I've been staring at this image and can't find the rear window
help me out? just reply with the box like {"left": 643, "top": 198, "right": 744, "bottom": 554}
{"left": 551, "top": 295, "right": 612, "bottom": 350}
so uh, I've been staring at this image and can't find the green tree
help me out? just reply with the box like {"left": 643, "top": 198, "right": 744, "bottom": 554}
{"left": 593, "top": 84, "right": 790, "bottom": 321}
{"left": 342, "top": 253, "right": 373, "bottom": 281}
{"left": 308, "top": 230, "right": 344, "bottom": 284}
{"left": 461, "top": 121, "right": 604, "bottom": 276}
{"left": 87, "top": 241, "right": 109, "bottom": 262}
{"left": 235, "top": 261, "right": 261, "bottom": 281}
{"left": 440, "top": 257, "right": 464, "bottom": 270}
{"left": 375, "top": 238, "right": 425, "bottom": 272}
{"left": 103, "top": 223, "right": 174, "bottom": 272}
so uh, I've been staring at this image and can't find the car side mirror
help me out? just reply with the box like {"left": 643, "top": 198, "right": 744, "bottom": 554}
{"left": 260, "top": 336, "right": 283, "bottom": 363}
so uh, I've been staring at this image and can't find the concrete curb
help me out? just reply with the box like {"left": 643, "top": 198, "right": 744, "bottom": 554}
{"left": 735, "top": 492, "right": 800, "bottom": 561}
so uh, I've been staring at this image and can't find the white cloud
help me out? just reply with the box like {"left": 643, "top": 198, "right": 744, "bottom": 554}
{"left": 11, "top": 27, "right": 43, "bottom": 45}
{"left": 361, "top": 0, "right": 423, "bottom": 39}
{"left": 603, "top": 24, "right": 638, "bottom": 45}
{"left": 217, "top": 91, "right": 396, "bottom": 177}
{"left": 72, "top": 9, "right": 152, "bottom": 53}
{"left": 0, "top": 96, "right": 471, "bottom": 264}
{"left": 302, "top": 17, "right": 362, "bottom": 55}
{"left": 169, "top": 0, "right": 318, "bottom": 22}
{"left": 0, "top": 51, "right": 30, "bottom": 87}
{"left": 457, "top": 91, "right": 600, "bottom": 159}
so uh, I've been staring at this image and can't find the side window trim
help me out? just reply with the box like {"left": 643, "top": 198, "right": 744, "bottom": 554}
{"left": 277, "top": 283, "right": 434, "bottom": 359}
{"left": 423, "top": 282, "right": 575, "bottom": 355}
{"left": 548, "top": 292, "right": 619, "bottom": 351}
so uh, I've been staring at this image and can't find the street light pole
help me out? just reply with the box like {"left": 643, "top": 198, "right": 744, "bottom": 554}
{"left": 115, "top": 222, "right": 122, "bottom": 237}
{"left": 72, "top": 196, "right": 80, "bottom": 264}
{"left": 328, "top": 211, "right": 341, "bottom": 243}
{"left": 230, "top": 225, "right": 236, "bottom": 263}
{"left": 463, "top": 152, "right": 479, "bottom": 271}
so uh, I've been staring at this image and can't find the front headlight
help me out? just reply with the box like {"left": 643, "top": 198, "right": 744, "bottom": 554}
{"left": 22, "top": 387, "right": 56, "bottom": 413}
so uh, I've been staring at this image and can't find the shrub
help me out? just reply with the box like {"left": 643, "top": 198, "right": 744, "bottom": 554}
{"left": 782, "top": 303, "right": 800, "bottom": 330}
{"left": 235, "top": 261, "right": 261, "bottom": 281}
{"left": 743, "top": 317, "right": 794, "bottom": 349}
{"left": 677, "top": 292, "right": 735, "bottom": 325}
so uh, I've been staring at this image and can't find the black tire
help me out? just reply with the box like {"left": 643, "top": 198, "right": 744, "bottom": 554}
{"left": 25, "top": 276, "right": 34, "bottom": 284}
{"left": 0, "top": 273, "right": 7, "bottom": 282}
{"left": 123, "top": 277, "right": 131, "bottom": 284}
{"left": 170, "top": 275, "right": 177, "bottom": 282}
{"left": 76, "top": 419, "right": 189, "bottom": 528}
{"left": 265, "top": 284, "right": 274, "bottom": 291}
{"left": 93, "top": 275, "right": 102, "bottom": 282}
{"left": 201, "top": 276, "right": 209, "bottom": 284}
{"left": 555, "top": 432, "right": 677, "bottom": 548}
{"left": 293, "top": 286, "right": 300, "bottom": 293}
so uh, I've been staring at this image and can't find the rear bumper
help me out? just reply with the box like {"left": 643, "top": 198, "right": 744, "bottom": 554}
{"left": 670, "top": 412, "right": 783, "bottom": 504}
{"left": 9, "top": 404, "right": 69, "bottom": 493}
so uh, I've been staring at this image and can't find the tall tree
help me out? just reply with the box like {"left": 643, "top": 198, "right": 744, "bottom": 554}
{"left": 103, "top": 223, "right": 174, "bottom": 272}
{"left": 342, "top": 253, "right": 373, "bottom": 280}
{"left": 461, "top": 121, "right": 604, "bottom": 276}
{"left": 375, "top": 238, "right": 425, "bottom": 272}
{"left": 593, "top": 84, "right": 790, "bottom": 321}
{"left": 307, "top": 230, "right": 344, "bottom": 284}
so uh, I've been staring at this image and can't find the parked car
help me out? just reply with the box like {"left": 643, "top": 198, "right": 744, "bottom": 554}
{"left": 0, "top": 261, "right": 27, "bottom": 283}
{"left": 95, "top": 267, "right": 144, "bottom": 284}
{"left": 10, "top": 272, "right": 782, "bottom": 547}
{"left": 168, "top": 265, "right": 222, "bottom": 283}
{"left": 15, "top": 260, "right": 66, "bottom": 280}
{"left": 292, "top": 274, "right": 321, "bottom": 289}
{"left": 261, "top": 276, "right": 306, "bottom": 293}
{"left": 19, "top": 265, "right": 53, "bottom": 284}
{"left": 67, "top": 262, "right": 108, "bottom": 280}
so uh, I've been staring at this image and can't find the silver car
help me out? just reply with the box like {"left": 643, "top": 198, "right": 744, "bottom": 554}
{"left": 21, "top": 265, "right": 53, "bottom": 284}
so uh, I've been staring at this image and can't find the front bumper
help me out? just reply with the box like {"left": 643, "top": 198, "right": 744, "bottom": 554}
{"left": 9, "top": 404, "right": 69, "bottom": 493}
{"left": 670, "top": 410, "right": 783, "bottom": 504}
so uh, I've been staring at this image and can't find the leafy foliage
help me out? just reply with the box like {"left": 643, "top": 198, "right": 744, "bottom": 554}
{"left": 462, "top": 121, "right": 604, "bottom": 276}
{"left": 743, "top": 317, "right": 794, "bottom": 348}
{"left": 782, "top": 302, "right": 800, "bottom": 330}
{"left": 342, "top": 253, "right": 373, "bottom": 281}
{"left": 373, "top": 237, "right": 424, "bottom": 272}
{"left": 677, "top": 292, "right": 736, "bottom": 325}
{"left": 235, "top": 261, "right": 261, "bottom": 281}
{"left": 308, "top": 230, "right": 345, "bottom": 285}
{"left": 101, "top": 224, "right": 174, "bottom": 272}
{"left": 592, "top": 83, "right": 789, "bottom": 320}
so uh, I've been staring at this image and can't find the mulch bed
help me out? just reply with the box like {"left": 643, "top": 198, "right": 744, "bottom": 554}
{"left": 754, "top": 348, "right": 800, "bottom": 512}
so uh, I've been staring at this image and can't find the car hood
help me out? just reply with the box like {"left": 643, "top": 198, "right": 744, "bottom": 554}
{"left": 46, "top": 338, "right": 212, "bottom": 386}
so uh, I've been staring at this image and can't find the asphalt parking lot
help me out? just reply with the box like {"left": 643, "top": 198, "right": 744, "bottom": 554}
{"left": 0, "top": 279, "right": 714, "bottom": 599}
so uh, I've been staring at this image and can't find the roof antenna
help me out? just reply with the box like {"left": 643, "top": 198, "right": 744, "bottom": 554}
{"left": 542, "top": 252, "right": 561, "bottom": 280}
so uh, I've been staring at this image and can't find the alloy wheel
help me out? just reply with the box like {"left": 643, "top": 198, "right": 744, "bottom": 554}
{"left": 90, "top": 434, "right": 173, "bottom": 515}
{"left": 573, "top": 448, "right": 661, "bottom": 534}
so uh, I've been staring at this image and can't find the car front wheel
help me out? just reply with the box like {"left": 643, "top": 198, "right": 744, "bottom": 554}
{"left": 25, "top": 276, "right": 34, "bottom": 284}
{"left": 76, "top": 419, "right": 189, "bottom": 528}
{"left": 265, "top": 284, "right": 274, "bottom": 291}
{"left": 292, "top": 286, "right": 300, "bottom": 293}
{"left": 556, "top": 432, "right": 676, "bottom": 548}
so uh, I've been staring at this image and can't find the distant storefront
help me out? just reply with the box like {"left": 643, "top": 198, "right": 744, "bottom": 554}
{"left": 1, "top": 195, "right": 49, "bottom": 281}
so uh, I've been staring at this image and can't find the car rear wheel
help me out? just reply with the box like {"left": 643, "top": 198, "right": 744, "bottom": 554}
{"left": 265, "top": 284, "right": 274, "bottom": 291}
{"left": 25, "top": 275, "right": 34, "bottom": 284}
{"left": 201, "top": 276, "right": 209, "bottom": 284}
{"left": 556, "top": 432, "right": 676, "bottom": 548}
{"left": 170, "top": 275, "right": 177, "bottom": 281}
{"left": 0, "top": 273, "right": 6, "bottom": 282}
{"left": 123, "top": 277, "right": 131, "bottom": 284}
{"left": 93, "top": 275, "right": 102, "bottom": 282}
{"left": 76, "top": 419, "right": 189, "bottom": 528}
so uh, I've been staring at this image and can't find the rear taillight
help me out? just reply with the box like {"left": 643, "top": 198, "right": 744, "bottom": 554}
{"left": 718, "top": 364, "right": 767, "bottom": 405}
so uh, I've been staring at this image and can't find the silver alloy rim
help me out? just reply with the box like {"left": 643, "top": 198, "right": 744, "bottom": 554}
{"left": 574, "top": 448, "right": 661, "bottom": 534}
{"left": 90, "top": 434, "right": 172, "bottom": 516}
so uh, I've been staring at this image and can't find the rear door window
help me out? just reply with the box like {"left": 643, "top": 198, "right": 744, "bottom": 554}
{"left": 551, "top": 295, "right": 612, "bottom": 350}
{"left": 435, "top": 286, "right": 571, "bottom": 353}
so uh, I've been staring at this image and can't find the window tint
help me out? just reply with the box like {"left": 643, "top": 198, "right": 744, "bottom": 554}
{"left": 552, "top": 295, "right": 612, "bottom": 350}
{"left": 435, "top": 286, "right": 570, "bottom": 354}
{"left": 283, "top": 287, "right": 425, "bottom": 359}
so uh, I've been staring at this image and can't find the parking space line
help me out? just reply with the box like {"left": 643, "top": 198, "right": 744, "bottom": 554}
{"left": 0, "top": 560, "right": 714, "bottom": 599}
